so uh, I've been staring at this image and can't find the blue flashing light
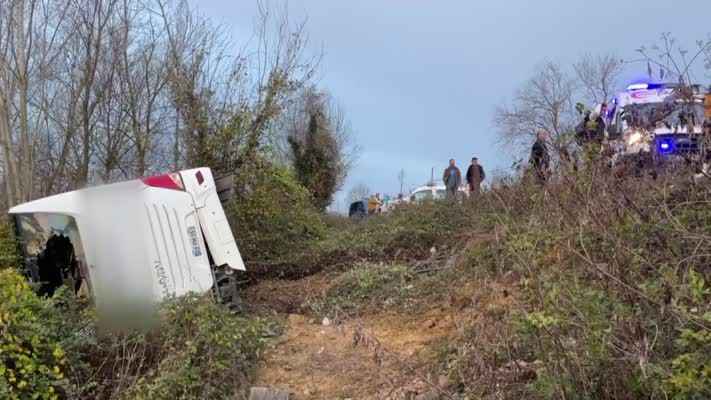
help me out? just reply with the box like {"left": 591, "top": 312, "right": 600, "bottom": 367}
{"left": 627, "top": 83, "right": 648, "bottom": 90}
{"left": 658, "top": 138, "right": 675, "bottom": 154}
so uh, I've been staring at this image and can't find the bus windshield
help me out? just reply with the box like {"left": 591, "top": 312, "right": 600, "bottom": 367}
{"left": 14, "top": 213, "right": 90, "bottom": 297}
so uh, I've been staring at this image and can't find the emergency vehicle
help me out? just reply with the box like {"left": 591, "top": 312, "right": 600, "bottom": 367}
{"left": 606, "top": 82, "right": 707, "bottom": 170}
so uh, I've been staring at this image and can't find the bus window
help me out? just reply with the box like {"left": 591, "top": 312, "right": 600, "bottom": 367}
{"left": 14, "top": 213, "right": 90, "bottom": 297}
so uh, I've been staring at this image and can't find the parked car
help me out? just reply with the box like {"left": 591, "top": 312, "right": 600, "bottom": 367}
{"left": 9, "top": 167, "right": 245, "bottom": 322}
{"left": 348, "top": 199, "right": 368, "bottom": 219}
{"left": 409, "top": 185, "right": 468, "bottom": 202}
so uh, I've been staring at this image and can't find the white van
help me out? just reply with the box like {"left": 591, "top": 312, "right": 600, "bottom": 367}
{"left": 409, "top": 185, "right": 468, "bottom": 202}
{"left": 9, "top": 167, "right": 245, "bottom": 320}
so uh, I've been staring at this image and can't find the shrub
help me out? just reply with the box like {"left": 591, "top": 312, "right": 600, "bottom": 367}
{"left": 0, "top": 268, "right": 271, "bottom": 400}
{"left": 0, "top": 269, "right": 67, "bottom": 400}
{"left": 310, "top": 199, "right": 483, "bottom": 269}
{"left": 0, "top": 221, "right": 19, "bottom": 270}
{"left": 428, "top": 169, "right": 711, "bottom": 399}
{"left": 667, "top": 324, "right": 711, "bottom": 399}
{"left": 123, "top": 295, "right": 269, "bottom": 400}
{"left": 228, "top": 159, "right": 326, "bottom": 264}
{"left": 309, "top": 264, "right": 415, "bottom": 318}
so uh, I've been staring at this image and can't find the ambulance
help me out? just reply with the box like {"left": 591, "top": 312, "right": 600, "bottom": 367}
{"left": 606, "top": 82, "right": 707, "bottom": 170}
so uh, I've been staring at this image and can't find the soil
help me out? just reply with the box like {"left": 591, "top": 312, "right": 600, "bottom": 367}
{"left": 249, "top": 271, "right": 519, "bottom": 400}
{"left": 253, "top": 310, "right": 453, "bottom": 400}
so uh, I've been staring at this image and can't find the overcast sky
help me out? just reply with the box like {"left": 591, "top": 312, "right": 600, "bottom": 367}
{"left": 189, "top": 0, "right": 711, "bottom": 211}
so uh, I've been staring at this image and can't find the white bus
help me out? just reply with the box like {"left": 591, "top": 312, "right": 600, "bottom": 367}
{"left": 9, "top": 167, "right": 245, "bottom": 323}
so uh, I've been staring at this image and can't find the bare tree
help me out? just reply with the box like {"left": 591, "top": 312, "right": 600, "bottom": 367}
{"left": 493, "top": 61, "right": 575, "bottom": 150}
{"left": 114, "top": 0, "right": 171, "bottom": 178}
{"left": 635, "top": 33, "right": 711, "bottom": 84}
{"left": 700, "top": 35, "right": 711, "bottom": 79}
{"left": 573, "top": 53, "right": 624, "bottom": 105}
{"left": 233, "top": 0, "right": 321, "bottom": 170}
{"left": 66, "top": 0, "right": 122, "bottom": 187}
{"left": 0, "top": 0, "right": 73, "bottom": 205}
{"left": 0, "top": 0, "right": 331, "bottom": 210}
{"left": 157, "top": 0, "right": 321, "bottom": 176}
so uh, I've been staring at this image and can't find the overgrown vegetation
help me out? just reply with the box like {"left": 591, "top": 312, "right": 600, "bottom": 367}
{"left": 426, "top": 167, "right": 711, "bottom": 399}
{"left": 246, "top": 162, "right": 709, "bottom": 399}
{"left": 6, "top": 157, "right": 711, "bottom": 399}
{"left": 228, "top": 159, "right": 327, "bottom": 264}
{"left": 0, "top": 269, "right": 66, "bottom": 400}
{"left": 5, "top": 163, "right": 711, "bottom": 399}
{"left": 0, "top": 267, "right": 272, "bottom": 400}
{"left": 308, "top": 264, "right": 416, "bottom": 318}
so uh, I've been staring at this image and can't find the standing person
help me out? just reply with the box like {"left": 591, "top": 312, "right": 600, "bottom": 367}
{"left": 595, "top": 103, "right": 608, "bottom": 142}
{"left": 442, "top": 159, "right": 462, "bottom": 199}
{"left": 367, "top": 193, "right": 381, "bottom": 215}
{"left": 465, "top": 157, "right": 486, "bottom": 196}
{"left": 530, "top": 131, "right": 550, "bottom": 184}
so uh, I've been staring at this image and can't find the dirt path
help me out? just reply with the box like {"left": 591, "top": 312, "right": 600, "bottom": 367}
{"left": 253, "top": 308, "right": 456, "bottom": 400}
{"left": 247, "top": 264, "right": 518, "bottom": 399}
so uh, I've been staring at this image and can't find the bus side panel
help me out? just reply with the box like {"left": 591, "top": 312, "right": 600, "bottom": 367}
{"left": 143, "top": 187, "right": 214, "bottom": 299}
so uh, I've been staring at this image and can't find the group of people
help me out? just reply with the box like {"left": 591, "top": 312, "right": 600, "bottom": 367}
{"left": 442, "top": 157, "right": 487, "bottom": 197}
{"left": 440, "top": 131, "right": 555, "bottom": 195}
{"left": 529, "top": 103, "right": 609, "bottom": 185}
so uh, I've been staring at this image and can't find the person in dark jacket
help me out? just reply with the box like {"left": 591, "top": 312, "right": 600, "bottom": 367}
{"left": 530, "top": 131, "right": 550, "bottom": 184}
{"left": 594, "top": 103, "right": 608, "bottom": 142}
{"left": 442, "top": 159, "right": 462, "bottom": 198}
{"left": 465, "top": 157, "right": 486, "bottom": 195}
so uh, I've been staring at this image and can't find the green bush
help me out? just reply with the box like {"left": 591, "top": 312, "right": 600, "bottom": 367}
{"left": 123, "top": 295, "right": 269, "bottom": 400}
{"left": 426, "top": 170, "right": 711, "bottom": 399}
{"left": 0, "top": 221, "right": 19, "bottom": 270}
{"left": 0, "top": 269, "right": 67, "bottom": 400}
{"left": 0, "top": 268, "right": 270, "bottom": 400}
{"left": 667, "top": 324, "right": 711, "bottom": 399}
{"left": 310, "top": 199, "right": 483, "bottom": 270}
{"left": 228, "top": 159, "right": 326, "bottom": 264}
{"left": 309, "top": 264, "right": 415, "bottom": 318}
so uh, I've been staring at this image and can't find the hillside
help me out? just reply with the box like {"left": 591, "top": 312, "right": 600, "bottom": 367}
{"left": 240, "top": 166, "right": 711, "bottom": 399}
{"left": 2, "top": 166, "right": 710, "bottom": 399}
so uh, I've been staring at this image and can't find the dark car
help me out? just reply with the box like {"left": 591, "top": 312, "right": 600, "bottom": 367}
{"left": 348, "top": 200, "right": 367, "bottom": 219}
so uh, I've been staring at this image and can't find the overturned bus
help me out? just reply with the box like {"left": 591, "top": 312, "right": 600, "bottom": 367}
{"left": 9, "top": 167, "right": 245, "bottom": 323}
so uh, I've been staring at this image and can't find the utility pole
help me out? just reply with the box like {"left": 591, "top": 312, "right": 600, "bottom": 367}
{"left": 397, "top": 169, "right": 405, "bottom": 195}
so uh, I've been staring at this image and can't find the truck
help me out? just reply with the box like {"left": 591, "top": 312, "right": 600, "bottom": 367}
{"left": 605, "top": 82, "right": 708, "bottom": 173}
{"left": 8, "top": 167, "right": 246, "bottom": 323}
